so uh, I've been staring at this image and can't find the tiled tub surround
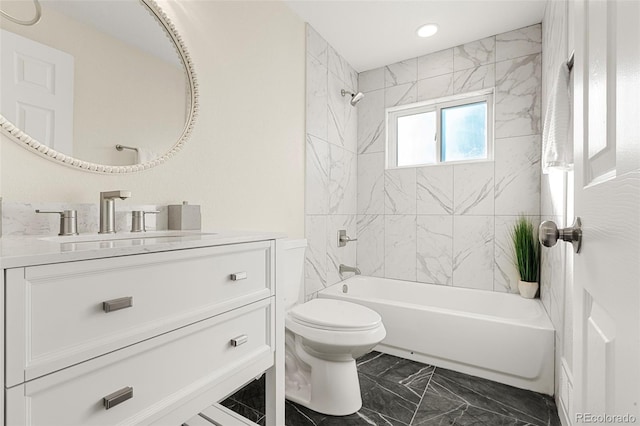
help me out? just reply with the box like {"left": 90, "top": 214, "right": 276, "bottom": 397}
{"left": 319, "top": 275, "right": 555, "bottom": 395}
{"left": 222, "top": 352, "right": 561, "bottom": 426}
{"left": 541, "top": 0, "right": 574, "bottom": 421}
{"left": 356, "top": 24, "right": 542, "bottom": 293}
{"left": 305, "top": 25, "right": 359, "bottom": 299}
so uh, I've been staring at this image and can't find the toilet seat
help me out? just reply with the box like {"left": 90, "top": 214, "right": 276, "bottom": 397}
{"left": 288, "top": 299, "right": 382, "bottom": 332}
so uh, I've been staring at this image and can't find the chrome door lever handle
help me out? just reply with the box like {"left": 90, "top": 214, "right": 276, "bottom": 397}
{"left": 539, "top": 217, "right": 582, "bottom": 253}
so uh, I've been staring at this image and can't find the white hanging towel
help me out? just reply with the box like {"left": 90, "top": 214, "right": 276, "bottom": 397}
{"left": 542, "top": 63, "right": 572, "bottom": 173}
{"left": 137, "top": 148, "right": 159, "bottom": 164}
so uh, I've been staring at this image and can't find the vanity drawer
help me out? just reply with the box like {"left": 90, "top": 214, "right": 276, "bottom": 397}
{"left": 5, "top": 241, "right": 274, "bottom": 385}
{"left": 6, "top": 298, "right": 274, "bottom": 426}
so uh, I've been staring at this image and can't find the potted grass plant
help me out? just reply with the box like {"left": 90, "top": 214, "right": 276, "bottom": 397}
{"left": 510, "top": 217, "right": 540, "bottom": 298}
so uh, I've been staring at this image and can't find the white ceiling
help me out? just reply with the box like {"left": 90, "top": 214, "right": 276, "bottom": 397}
{"left": 285, "top": 0, "right": 546, "bottom": 72}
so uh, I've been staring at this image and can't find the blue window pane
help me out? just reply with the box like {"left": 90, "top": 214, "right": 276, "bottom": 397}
{"left": 441, "top": 102, "right": 487, "bottom": 162}
{"left": 397, "top": 111, "right": 436, "bottom": 166}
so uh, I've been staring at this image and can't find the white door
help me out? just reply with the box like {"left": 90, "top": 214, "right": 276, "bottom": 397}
{"left": 573, "top": 0, "right": 640, "bottom": 422}
{"left": 0, "top": 29, "right": 74, "bottom": 154}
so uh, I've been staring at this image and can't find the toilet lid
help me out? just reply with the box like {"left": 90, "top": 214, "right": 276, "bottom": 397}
{"left": 289, "top": 299, "right": 382, "bottom": 331}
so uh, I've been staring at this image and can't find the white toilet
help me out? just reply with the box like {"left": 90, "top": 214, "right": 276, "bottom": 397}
{"left": 281, "top": 239, "right": 386, "bottom": 416}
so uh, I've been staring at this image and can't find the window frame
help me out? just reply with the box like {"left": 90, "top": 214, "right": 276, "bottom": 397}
{"left": 386, "top": 89, "right": 494, "bottom": 169}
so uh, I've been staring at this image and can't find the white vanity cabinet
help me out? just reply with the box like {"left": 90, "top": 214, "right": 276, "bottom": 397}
{"left": 0, "top": 236, "right": 285, "bottom": 426}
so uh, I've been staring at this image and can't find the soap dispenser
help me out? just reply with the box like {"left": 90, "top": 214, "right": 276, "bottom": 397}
{"left": 168, "top": 201, "right": 201, "bottom": 230}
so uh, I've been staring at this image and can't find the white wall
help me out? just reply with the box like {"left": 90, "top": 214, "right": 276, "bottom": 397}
{"left": 0, "top": 1, "right": 306, "bottom": 238}
{"left": 354, "top": 25, "right": 543, "bottom": 293}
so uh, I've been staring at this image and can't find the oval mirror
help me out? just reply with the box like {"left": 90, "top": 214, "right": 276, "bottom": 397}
{"left": 0, "top": 0, "right": 197, "bottom": 173}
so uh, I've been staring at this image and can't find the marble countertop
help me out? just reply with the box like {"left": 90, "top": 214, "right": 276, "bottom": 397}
{"left": 0, "top": 230, "right": 287, "bottom": 269}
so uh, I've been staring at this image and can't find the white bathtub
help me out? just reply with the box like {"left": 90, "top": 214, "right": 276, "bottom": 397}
{"left": 318, "top": 275, "right": 555, "bottom": 395}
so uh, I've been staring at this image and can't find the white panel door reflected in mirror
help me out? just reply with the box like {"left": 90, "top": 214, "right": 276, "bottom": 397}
{"left": 0, "top": 0, "right": 197, "bottom": 172}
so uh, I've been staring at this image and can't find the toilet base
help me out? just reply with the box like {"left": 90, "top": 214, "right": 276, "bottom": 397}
{"left": 285, "top": 333, "right": 363, "bottom": 416}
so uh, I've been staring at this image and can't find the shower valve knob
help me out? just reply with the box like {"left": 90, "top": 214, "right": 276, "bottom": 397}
{"left": 337, "top": 230, "right": 357, "bottom": 247}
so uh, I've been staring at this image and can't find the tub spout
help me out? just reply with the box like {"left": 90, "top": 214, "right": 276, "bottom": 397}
{"left": 339, "top": 264, "right": 361, "bottom": 275}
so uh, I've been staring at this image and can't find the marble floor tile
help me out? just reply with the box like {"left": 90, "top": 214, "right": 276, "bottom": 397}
{"left": 219, "top": 398, "right": 265, "bottom": 424}
{"left": 285, "top": 400, "right": 328, "bottom": 425}
{"left": 221, "top": 352, "right": 560, "bottom": 426}
{"left": 413, "top": 400, "right": 531, "bottom": 426}
{"left": 225, "top": 375, "right": 265, "bottom": 414}
{"left": 359, "top": 373, "right": 420, "bottom": 424}
{"left": 319, "top": 408, "right": 408, "bottom": 426}
{"left": 356, "top": 352, "right": 435, "bottom": 394}
{"left": 427, "top": 368, "right": 559, "bottom": 426}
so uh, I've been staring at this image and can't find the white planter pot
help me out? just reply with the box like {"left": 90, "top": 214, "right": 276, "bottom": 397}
{"left": 518, "top": 280, "right": 539, "bottom": 299}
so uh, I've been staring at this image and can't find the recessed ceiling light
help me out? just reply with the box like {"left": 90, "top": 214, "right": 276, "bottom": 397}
{"left": 416, "top": 24, "right": 438, "bottom": 38}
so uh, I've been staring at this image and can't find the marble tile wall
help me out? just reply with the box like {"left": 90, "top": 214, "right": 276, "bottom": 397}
{"left": 305, "top": 25, "right": 358, "bottom": 299}
{"left": 1, "top": 200, "right": 166, "bottom": 236}
{"left": 542, "top": 0, "right": 574, "bottom": 413}
{"left": 356, "top": 24, "right": 542, "bottom": 293}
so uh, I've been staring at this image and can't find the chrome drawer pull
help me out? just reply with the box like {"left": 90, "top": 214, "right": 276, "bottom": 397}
{"left": 230, "top": 334, "right": 248, "bottom": 347}
{"left": 103, "top": 386, "right": 133, "bottom": 410}
{"left": 103, "top": 297, "right": 133, "bottom": 313}
{"left": 230, "top": 272, "right": 247, "bottom": 281}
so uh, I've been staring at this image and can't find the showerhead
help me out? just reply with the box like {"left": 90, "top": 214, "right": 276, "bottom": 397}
{"left": 341, "top": 89, "right": 365, "bottom": 106}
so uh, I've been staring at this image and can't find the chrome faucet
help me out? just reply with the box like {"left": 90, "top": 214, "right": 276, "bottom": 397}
{"left": 99, "top": 190, "right": 131, "bottom": 234}
{"left": 339, "top": 264, "right": 361, "bottom": 275}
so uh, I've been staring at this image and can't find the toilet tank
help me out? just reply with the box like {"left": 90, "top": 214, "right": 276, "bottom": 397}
{"left": 279, "top": 239, "right": 307, "bottom": 311}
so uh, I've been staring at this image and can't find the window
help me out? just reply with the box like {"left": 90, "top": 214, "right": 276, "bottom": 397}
{"left": 386, "top": 90, "right": 493, "bottom": 168}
